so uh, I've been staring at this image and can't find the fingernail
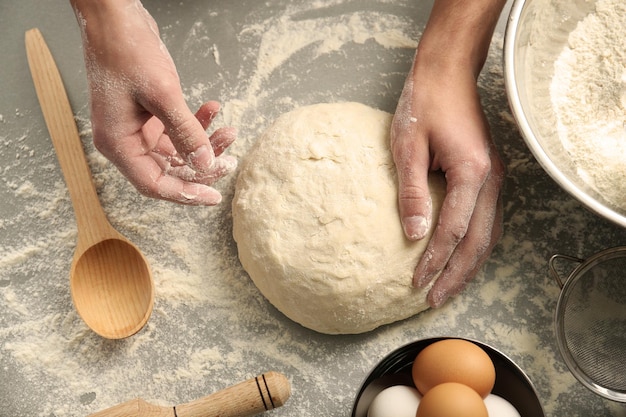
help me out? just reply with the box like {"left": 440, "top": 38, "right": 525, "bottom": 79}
{"left": 180, "top": 184, "right": 222, "bottom": 205}
{"left": 430, "top": 289, "right": 449, "bottom": 308}
{"left": 188, "top": 145, "right": 212, "bottom": 171}
{"left": 179, "top": 191, "right": 222, "bottom": 205}
{"left": 218, "top": 155, "right": 238, "bottom": 174}
{"left": 403, "top": 215, "right": 429, "bottom": 240}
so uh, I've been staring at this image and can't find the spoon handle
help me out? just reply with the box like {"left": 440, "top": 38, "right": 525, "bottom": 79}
{"left": 25, "top": 28, "right": 116, "bottom": 248}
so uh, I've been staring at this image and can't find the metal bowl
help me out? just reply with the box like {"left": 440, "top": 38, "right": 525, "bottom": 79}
{"left": 351, "top": 337, "right": 544, "bottom": 417}
{"left": 504, "top": 0, "right": 626, "bottom": 228}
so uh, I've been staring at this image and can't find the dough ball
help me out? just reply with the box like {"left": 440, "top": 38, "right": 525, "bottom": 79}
{"left": 232, "top": 102, "right": 446, "bottom": 334}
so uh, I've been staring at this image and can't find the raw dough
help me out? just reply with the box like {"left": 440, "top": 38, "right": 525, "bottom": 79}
{"left": 232, "top": 102, "right": 446, "bottom": 334}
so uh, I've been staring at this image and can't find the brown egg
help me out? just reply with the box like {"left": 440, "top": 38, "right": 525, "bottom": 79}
{"left": 412, "top": 339, "right": 495, "bottom": 397}
{"left": 416, "top": 382, "right": 489, "bottom": 417}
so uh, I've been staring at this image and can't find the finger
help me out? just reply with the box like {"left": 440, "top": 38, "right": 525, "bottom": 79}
{"left": 194, "top": 101, "right": 221, "bottom": 130}
{"left": 390, "top": 103, "right": 432, "bottom": 240}
{"left": 413, "top": 157, "right": 490, "bottom": 288}
{"left": 427, "top": 192, "right": 503, "bottom": 307}
{"left": 153, "top": 175, "right": 224, "bottom": 206}
{"left": 140, "top": 113, "right": 168, "bottom": 147}
{"left": 209, "top": 127, "right": 237, "bottom": 157}
{"left": 150, "top": 106, "right": 236, "bottom": 163}
{"left": 195, "top": 102, "right": 237, "bottom": 156}
{"left": 139, "top": 86, "right": 217, "bottom": 173}
{"left": 121, "top": 153, "right": 224, "bottom": 206}
{"left": 150, "top": 149, "right": 190, "bottom": 176}
{"left": 165, "top": 154, "right": 237, "bottom": 185}
{"left": 151, "top": 134, "right": 185, "bottom": 167}
{"left": 193, "top": 155, "right": 238, "bottom": 184}
{"left": 426, "top": 161, "right": 504, "bottom": 307}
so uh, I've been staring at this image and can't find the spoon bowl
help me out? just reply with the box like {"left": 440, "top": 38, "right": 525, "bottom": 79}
{"left": 71, "top": 238, "right": 153, "bottom": 339}
{"left": 26, "top": 28, "right": 154, "bottom": 339}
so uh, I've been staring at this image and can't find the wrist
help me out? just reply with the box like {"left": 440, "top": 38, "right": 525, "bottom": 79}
{"left": 69, "top": 0, "right": 159, "bottom": 66}
{"left": 70, "top": 0, "right": 140, "bottom": 36}
{"left": 70, "top": 0, "right": 134, "bottom": 18}
{"left": 417, "top": 0, "right": 506, "bottom": 79}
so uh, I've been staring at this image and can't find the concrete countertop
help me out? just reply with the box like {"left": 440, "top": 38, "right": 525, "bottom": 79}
{"left": 1, "top": 1, "right": 625, "bottom": 416}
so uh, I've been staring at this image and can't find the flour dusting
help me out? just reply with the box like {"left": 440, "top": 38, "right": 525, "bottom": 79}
{"left": 2, "top": 1, "right": 623, "bottom": 417}
{"left": 551, "top": 0, "right": 626, "bottom": 208}
{"left": 1, "top": 3, "right": 425, "bottom": 416}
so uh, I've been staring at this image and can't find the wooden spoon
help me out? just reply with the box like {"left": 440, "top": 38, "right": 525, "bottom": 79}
{"left": 88, "top": 371, "right": 291, "bottom": 417}
{"left": 25, "top": 28, "right": 154, "bottom": 339}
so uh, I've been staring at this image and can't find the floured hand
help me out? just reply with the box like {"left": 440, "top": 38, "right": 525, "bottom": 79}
{"left": 70, "top": 0, "right": 236, "bottom": 205}
{"left": 391, "top": 0, "right": 507, "bottom": 308}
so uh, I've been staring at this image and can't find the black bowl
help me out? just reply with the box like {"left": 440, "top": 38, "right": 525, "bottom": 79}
{"left": 352, "top": 337, "right": 545, "bottom": 417}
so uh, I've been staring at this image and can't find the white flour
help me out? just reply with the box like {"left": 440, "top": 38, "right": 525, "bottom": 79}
{"left": 550, "top": 0, "right": 626, "bottom": 208}
{"left": 1, "top": 2, "right": 424, "bottom": 416}
{"left": 4, "top": 1, "right": 624, "bottom": 416}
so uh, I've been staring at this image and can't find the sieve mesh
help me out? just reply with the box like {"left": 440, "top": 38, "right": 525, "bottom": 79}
{"left": 556, "top": 252, "right": 626, "bottom": 400}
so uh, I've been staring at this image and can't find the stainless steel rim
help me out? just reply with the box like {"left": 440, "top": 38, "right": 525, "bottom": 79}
{"left": 553, "top": 247, "right": 626, "bottom": 402}
{"left": 503, "top": 0, "right": 626, "bottom": 229}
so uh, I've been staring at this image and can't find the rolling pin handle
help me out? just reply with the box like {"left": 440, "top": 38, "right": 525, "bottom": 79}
{"left": 256, "top": 372, "right": 285, "bottom": 410}
{"left": 175, "top": 371, "right": 291, "bottom": 417}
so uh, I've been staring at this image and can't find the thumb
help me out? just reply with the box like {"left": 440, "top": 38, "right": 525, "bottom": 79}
{"left": 390, "top": 123, "right": 432, "bottom": 241}
{"left": 397, "top": 163, "right": 434, "bottom": 241}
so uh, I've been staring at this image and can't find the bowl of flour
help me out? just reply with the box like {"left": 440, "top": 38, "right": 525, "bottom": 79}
{"left": 504, "top": 0, "right": 626, "bottom": 227}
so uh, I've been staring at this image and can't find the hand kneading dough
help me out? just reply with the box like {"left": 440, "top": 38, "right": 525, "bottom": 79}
{"left": 232, "top": 102, "right": 446, "bottom": 334}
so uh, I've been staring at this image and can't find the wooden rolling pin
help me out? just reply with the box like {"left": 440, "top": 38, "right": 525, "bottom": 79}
{"left": 88, "top": 371, "right": 291, "bottom": 417}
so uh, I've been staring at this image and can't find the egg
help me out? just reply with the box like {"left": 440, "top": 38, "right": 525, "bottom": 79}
{"left": 484, "top": 394, "right": 521, "bottom": 417}
{"left": 412, "top": 339, "right": 496, "bottom": 397}
{"left": 367, "top": 385, "right": 421, "bottom": 417}
{"left": 416, "top": 382, "right": 488, "bottom": 417}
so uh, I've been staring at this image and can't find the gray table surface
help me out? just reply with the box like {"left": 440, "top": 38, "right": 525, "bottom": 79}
{"left": 1, "top": 1, "right": 626, "bottom": 416}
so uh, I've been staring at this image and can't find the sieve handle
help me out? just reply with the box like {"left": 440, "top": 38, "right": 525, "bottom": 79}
{"left": 548, "top": 253, "right": 584, "bottom": 289}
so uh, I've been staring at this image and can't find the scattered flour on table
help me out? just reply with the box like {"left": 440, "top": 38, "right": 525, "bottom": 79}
{"left": 218, "top": 7, "right": 418, "bottom": 152}
{"left": 0, "top": 3, "right": 423, "bottom": 417}
{"left": 2, "top": 1, "right": 620, "bottom": 417}
{"left": 550, "top": 0, "right": 626, "bottom": 208}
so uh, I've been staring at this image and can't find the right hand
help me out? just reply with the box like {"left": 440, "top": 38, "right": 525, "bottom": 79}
{"left": 391, "top": 0, "right": 507, "bottom": 307}
{"left": 391, "top": 54, "right": 504, "bottom": 308}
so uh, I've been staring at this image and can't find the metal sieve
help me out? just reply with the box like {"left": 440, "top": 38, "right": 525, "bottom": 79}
{"left": 549, "top": 247, "right": 626, "bottom": 402}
